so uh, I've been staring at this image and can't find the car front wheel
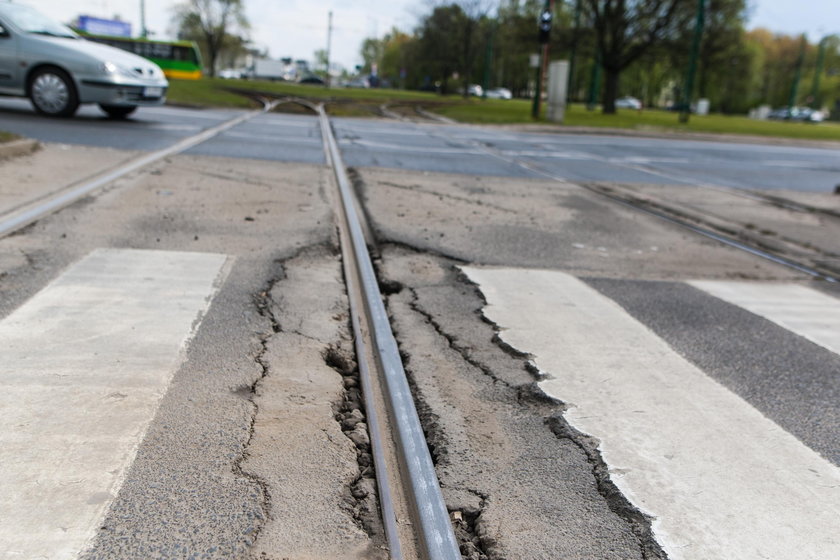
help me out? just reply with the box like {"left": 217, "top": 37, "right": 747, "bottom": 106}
{"left": 99, "top": 104, "right": 137, "bottom": 119}
{"left": 29, "top": 67, "right": 79, "bottom": 117}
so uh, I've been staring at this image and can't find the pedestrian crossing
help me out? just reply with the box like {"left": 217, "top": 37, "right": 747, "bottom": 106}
{"left": 0, "top": 249, "right": 228, "bottom": 560}
{"left": 463, "top": 267, "right": 840, "bottom": 560}
{"left": 2, "top": 249, "right": 839, "bottom": 559}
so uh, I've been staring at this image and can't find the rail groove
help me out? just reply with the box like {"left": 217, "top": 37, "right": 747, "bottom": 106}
{"left": 318, "top": 105, "right": 462, "bottom": 560}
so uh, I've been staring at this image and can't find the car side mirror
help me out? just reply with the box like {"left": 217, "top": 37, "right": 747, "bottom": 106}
{"left": 0, "top": 24, "right": 9, "bottom": 38}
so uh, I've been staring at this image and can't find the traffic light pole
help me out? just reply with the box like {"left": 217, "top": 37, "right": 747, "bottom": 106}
{"left": 531, "top": 0, "right": 553, "bottom": 119}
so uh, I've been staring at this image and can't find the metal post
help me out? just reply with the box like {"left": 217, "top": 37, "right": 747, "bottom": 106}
{"left": 587, "top": 51, "right": 601, "bottom": 110}
{"left": 139, "top": 0, "right": 147, "bottom": 38}
{"left": 810, "top": 37, "right": 828, "bottom": 109}
{"left": 567, "top": 0, "right": 582, "bottom": 103}
{"left": 531, "top": 0, "right": 553, "bottom": 119}
{"left": 788, "top": 34, "right": 807, "bottom": 113}
{"left": 325, "top": 11, "right": 333, "bottom": 88}
{"left": 679, "top": 0, "right": 705, "bottom": 124}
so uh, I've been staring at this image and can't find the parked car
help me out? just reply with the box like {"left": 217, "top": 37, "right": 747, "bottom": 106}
{"left": 768, "top": 106, "right": 824, "bottom": 123}
{"left": 467, "top": 84, "right": 483, "bottom": 97}
{"left": 485, "top": 87, "right": 512, "bottom": 100}
{"left": 615, "top": 96, "right": 642, "bottom": 110}
{"left": 298, "top": 74, "right": 324, "bottom": 85}
{"left": 0, "top": 1, "right": 168, "bottom": 117}
{"left": 218, "top": 68, "right": 244, "bottom": 80}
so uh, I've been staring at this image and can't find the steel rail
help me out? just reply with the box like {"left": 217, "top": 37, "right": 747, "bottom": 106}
{"left": 0, "top": 99, "right": 275, "bottom": 239}
{"left": 317, "top": 107, "right": 461, "bottom": 560}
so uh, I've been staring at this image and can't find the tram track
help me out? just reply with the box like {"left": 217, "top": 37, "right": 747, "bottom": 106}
{"left": 0, "top": 101, "right": 464, "bottom": 559}
{"left": 397, "top": 122, "right": 840, "bottom": 283}
{"left": 0, "top": 98, "right": 275, "bottom": 238}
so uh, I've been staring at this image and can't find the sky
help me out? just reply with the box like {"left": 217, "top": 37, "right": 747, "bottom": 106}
{"left": 17, "top": 0, "right": 840, "bottom": 71}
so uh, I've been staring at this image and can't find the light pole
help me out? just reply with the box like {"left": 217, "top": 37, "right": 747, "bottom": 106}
{"left": 567, "top": 0, "right": 582, "bottom": 103}
{"left": 325, "top": 11, "right": 333, "bottom": 88}
{"left": 810, "top": 35, "right": 836, "bottom": 109}
{"left": 139, "top": 0, "right": 147, "bottom": 38}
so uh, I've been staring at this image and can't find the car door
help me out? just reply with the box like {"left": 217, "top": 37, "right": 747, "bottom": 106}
{"left": 0, "top": 17, "right": 22, "bottom": 95}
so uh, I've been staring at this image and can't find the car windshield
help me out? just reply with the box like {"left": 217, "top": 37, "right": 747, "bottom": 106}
{"left": 0, "top": 4, "right": 77, "bottom": 38}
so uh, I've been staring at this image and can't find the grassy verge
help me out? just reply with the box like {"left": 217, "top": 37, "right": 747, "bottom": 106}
{"left": 0, "top": 131, "right": 18, "bottom": 143}
{"left": 437, "top": 99, "right": 840, "bottom": 141}
{"left": 166, "top": 78, "right": 840, "bottom": 142}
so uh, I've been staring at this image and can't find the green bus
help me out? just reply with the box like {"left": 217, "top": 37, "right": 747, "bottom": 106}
{"left": 80, "top": 34, "right": 203, "bottom": 80}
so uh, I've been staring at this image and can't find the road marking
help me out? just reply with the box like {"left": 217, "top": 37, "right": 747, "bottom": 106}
{"left": 340, "top": 137, "right": 485, "bottom": 155}
{"left": 0, "top": 248, "right": 228, "bottom": 560}
{"left": 462, "top": 267, "right": 840, "bottom": 560}
{"left": 689, "top": 281, "right": 840, "bottom": 356}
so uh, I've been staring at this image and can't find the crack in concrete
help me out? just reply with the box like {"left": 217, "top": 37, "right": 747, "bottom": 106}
{"left": 375, "top": 180, "right": 519, "bottom": 215}
{"left": 462, "top": 274, "right": 669, "bottom": 560}
{"left": 544, "top": 416, "right": 668, "bottom": 560}
{"left": 391, "top": 253, "right": 668, "bottom": 559}
{"left": 324, "top": 345, "right": 384, "bottom": 541}
{"left": 408, "top": 285, "right": 514, "bottom": 390}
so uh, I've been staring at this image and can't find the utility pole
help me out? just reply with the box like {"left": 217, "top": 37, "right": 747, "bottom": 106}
{"left": 139, "top": 0, "right": 147, "bottom": 38}
{"left": 567, "top": 0, "right": 582, "bottom": 103}
{"left": 531, "top": 0, "right": 554, "bottom": 119}
{"left": 788, "top": 34, "right": 807, "bottom": 113}
{"left": 679, "top": 0, "right": 705, "bottom": 124}
{"left": 810, "top": 36, "right": 829, "bottom": 109}
{"left": 325, "top": 11, "right": 333, "bottom": 88}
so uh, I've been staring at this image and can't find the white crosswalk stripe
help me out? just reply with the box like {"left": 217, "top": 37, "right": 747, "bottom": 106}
{"left": 0, "top": 249, "right": 228, "bottom": 560}
{"left": 463, "top": 267, "right": 840, "bottom": 560}
{"left": 689, "top": 281, "right": 840, "bottom": 355}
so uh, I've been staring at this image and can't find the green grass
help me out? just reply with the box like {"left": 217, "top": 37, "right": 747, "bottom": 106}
{"left": 0, "top": 131, "right": 18, "bottom": 143}
{"left": 437, "top": 100, "right": 840, "bottom": 141}
{"left": 166, "top": 78, "right": 840, "bottom": 142}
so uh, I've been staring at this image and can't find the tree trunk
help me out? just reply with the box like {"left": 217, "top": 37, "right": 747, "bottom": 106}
{"left": 602, "top": 67, "right": 619, "bottom": 114}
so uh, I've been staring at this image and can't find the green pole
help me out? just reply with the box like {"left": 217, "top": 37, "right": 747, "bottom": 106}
{"left": 567, "top": 0, "right": 582, "bottom": 103}
{"left": 679, "top": 0, "right": 705, "bottom": 124}
{"left": 587, "top": 51, "right": 601, "bottom": 111}
{"left": 810, "top": 37, "right": 828, "bottom": 109}
{"left": 788, "top": 35, "right": 807, "bottom": 113}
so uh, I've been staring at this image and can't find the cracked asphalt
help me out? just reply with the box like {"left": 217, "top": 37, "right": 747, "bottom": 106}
{"left": 2, "top": 106, "right": 840, "bottom": 559}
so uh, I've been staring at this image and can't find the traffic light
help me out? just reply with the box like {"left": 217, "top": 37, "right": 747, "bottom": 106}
{"left": 538, "top": 8, "right": 552, "bottom": 44}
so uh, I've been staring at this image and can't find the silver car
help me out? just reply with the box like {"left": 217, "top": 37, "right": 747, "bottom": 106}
{"left": 0, "top": 1, "right": 167, "bottom": 118}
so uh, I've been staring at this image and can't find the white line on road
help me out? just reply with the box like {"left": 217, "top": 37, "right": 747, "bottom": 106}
{"left": 689, "top": 281, "right": 840, "bottom": 356}
{"left": 339, "top": 137, "right": 485, "bottom": 155}
{"left": 0, "top": 248, "right": 229, "bottom": 560}
{"left": 463, "top": 267, "right": 840, "bottom": 560}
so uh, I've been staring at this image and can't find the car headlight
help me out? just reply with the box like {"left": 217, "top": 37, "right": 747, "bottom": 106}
{"left": 99, "top": 62, "right": 139, "bottom": 79}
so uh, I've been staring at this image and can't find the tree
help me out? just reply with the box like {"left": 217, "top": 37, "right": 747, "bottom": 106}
{"left": 583, "top": 0, "right": 691, "bottom": 113}
{"left": 417, "top": 5, "right": 468, "bottom": 94}
{"left": 172, "top": 0, "right": 249, "bottom": 77}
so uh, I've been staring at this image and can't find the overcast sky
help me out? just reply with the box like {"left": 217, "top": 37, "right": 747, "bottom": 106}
{"left": 19, "top": 0, "right": 840, "bottom": 70}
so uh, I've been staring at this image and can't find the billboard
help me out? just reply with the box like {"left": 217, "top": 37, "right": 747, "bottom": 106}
{"left": 77, "top": 16, "right": 132, "bottom": 38}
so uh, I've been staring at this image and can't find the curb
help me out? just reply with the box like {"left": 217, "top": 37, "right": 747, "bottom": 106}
{"left": 0, "top": 138, "right": 40, "bottom": 160}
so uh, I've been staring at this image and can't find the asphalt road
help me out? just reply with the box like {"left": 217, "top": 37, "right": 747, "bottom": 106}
{"left": 1, "top": 103, "right": 839, "bottom": 559}
{"left": 2, "top": 99, "right": 839, "bottom": 191}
